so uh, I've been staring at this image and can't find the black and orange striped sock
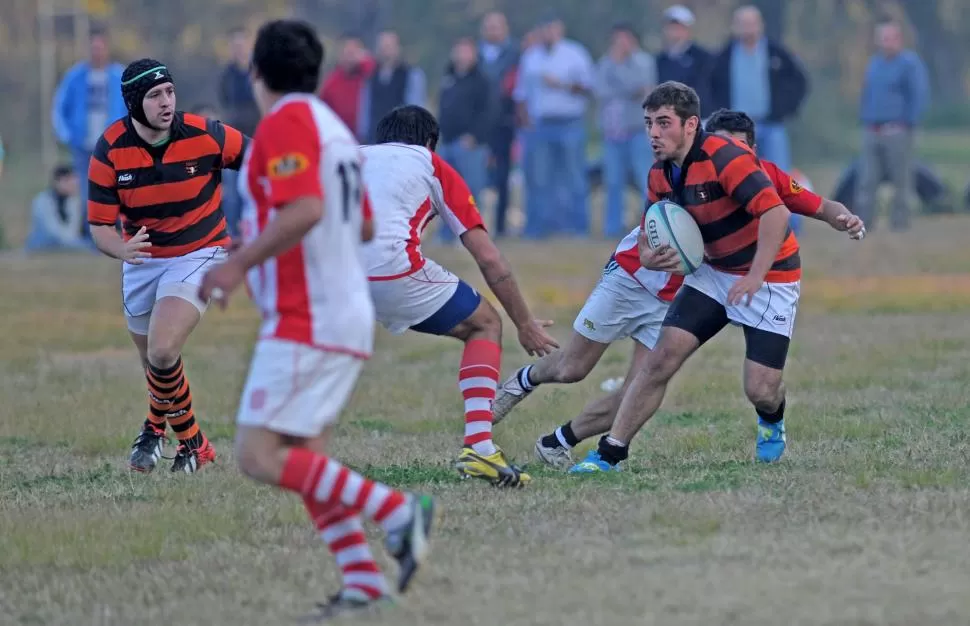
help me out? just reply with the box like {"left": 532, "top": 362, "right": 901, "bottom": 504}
{"left": 146, "top": 358, "right": 204, "bottom": 449}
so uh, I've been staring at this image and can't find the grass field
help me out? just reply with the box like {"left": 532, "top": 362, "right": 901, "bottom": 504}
{"left": 4, "top": 210, "right": 970, "bottom": 626}
{"left": 3, "top": 143, "right": 970, "bottom": 625}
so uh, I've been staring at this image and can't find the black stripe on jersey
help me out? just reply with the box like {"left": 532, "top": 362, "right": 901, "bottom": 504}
{"left": 712, "top": 231, "right": 799, "bottom": 271}
{"left": 89, "top": 181, "right": 119, "bottom": 205}
{"left": 125, "top": 206, "right": 227, "bottom": 247}
{"left": 682, "top": 182, "right": 726, "bottom": 206}
{"left": 731, "top": 170, "right": 776, "bottom": 209}
{"left": 121, "top": 173, "right": 222, "bottom": 221}
{"left": 204, "top": 117, "right": 227, "bottom": 149}
{"left": 709, "top": 141, "right": 751, "bottom": 175}
{"left": 698, "top": 209, "right": 755, "bottom": 242}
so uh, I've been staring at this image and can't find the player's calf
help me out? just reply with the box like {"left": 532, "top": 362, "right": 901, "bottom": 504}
{"left": 493, "top": 333, "right": 608, "bottom": 425}
{"left": 743, "top": 326, "right": 790, "bottom": 463}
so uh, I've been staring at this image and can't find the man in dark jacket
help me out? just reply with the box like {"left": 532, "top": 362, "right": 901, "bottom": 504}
{"left": 479, "top": 12, "right": 519, "bottom": 237}
{"left": 217, "top": 27, "right": 259, "bottom": 239}
{"left": 708, "top": 5, "right": 808, "bottom": 232}
{"left": 436, "top": 37, "right": 494, "bottom": 243}
{"left": 708, "top": 5, "right": 808, "bottom": 172}
{"left": 654, "top": 5, "right": 713, "bottom": 119}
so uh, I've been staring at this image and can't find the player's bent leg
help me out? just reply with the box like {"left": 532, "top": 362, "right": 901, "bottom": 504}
{"left": 434, "top": 295, "right": 531, "bottom": 487}
{"left": 235, "top": 342, "right": 437, "bottom": 605}
{"left": 145, "top": 294, "right": 214, "bottom": 473}
{"left": 571, "top": 286, "right": 727, "bottom": 474}
{"left": 536, "top": 340, "right": 652, "bottom": 470}
{"left": 743, "top": 326, "right": 791, "bottom": 463}
{"left": 126, "top": 328, "right": 170, "bottom": 473}
{"left": 493, "top": 331, "right": 609, "bottom": 426}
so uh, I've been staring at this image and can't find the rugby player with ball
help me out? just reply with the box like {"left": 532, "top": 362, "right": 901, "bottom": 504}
{"left": 491, "top": 106, "right": 864, "bottom": 470}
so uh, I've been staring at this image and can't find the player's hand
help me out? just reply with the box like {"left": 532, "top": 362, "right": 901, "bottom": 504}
{"left": 517, "top": 319, "right": 559, "bottom": 357}
{"left": 835, "top": 213, "right": 866, "bottom": 240}
{"left": 197, "top": 258, "right": 246, "bottom": 310}
{"left": 122, "top": 226, "right": 152, "bottom": 265}
{"left": 637, "top": 230, "right": 682, "bottom": 272}
{"left": 727, "top": 273, "right": 764, "bottom": 306}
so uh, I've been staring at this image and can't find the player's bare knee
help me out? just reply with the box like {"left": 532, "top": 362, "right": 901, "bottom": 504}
{"left": 744, "top": 375, "right": 783, "bottom": 410}
{"left": 644, "top": 344, "right": 685, "bottom": 383}
{"left": 146, "top": 342, "right": 181, "bottom": 369}
{"left": 463, "top": 300, "right": 502, "bottom": 342}
{"left": 235, "top": 435, "right": 278, "bottom": 484}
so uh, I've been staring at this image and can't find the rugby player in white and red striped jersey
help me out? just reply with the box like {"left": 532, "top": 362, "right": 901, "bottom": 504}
{"left": 360, "top": 105, "right": 559, "bottom": 488}
{"left": 197, "top": 20, "right": 434, "bottom": 619}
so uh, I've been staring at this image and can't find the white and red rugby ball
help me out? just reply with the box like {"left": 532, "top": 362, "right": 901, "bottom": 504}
{"left": 642, "top": 200, "right": 705, "bottom": 275}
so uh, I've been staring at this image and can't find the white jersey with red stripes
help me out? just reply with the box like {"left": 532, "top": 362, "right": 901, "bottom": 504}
{"left": 239, "top": 93, "right": 374, "bottom": 358}
{"left": 608, "top": 225, "right": 683, "bottom": 302}
{"left": 359, "top": 143, "right": 484, "bottom": 279}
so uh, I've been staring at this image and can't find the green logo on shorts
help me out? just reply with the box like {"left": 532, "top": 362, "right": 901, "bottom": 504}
{"left": 584, "top": 318, "right": 596, "bottom": 331}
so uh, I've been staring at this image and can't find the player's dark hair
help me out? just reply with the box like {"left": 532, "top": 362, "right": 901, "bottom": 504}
{"left": 52, "top": 163, "right": 74, "bottom": 180}
{"left": 642, "top": 81, "right": 701, "bottom": 124}
{"left": 704, "top": 109, "right": 756, "bottom": 146}
{"left": 251, "top": 19, "right": 324, "bottom": 94}
{"left": 375, "top": 105, "right": 440, "bottom": 151}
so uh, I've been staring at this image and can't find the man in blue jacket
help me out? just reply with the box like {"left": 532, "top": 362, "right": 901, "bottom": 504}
{"left": 51, "top": 28, "right": 126, "bottom": 237}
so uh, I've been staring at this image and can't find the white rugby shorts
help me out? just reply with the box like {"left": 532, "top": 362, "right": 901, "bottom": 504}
{"left": 121, "top": 246, "right": 228, "bottom": 335}
{"left": 573, "top": 268, "right": 669, "bottom": 349}
{"left": 684, "top": 263, "right": 800, "bottom": 338}
{"left": 367, "top": 258, "right": 462, "bottom": 335}
{"left": 236, "top": 339, "right": 365, "bottom": 437}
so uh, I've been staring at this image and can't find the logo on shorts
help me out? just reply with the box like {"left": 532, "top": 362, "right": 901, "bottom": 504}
{"left": 584, "top": 318, "right": 596, "bottom": 331}
{"left": 697, "top": 189, "right": 708, "bottom": 202}
{"left": 772, "top": 314, "right": 787, "bottom": 324}
{"left": 117, "top": 172, "right": 134, "bottom": 185}
{"left": 789, "top": 178, "right": 803, "bottom": 194}
{"left": 250, "top": 388, "right": 266, "bottom": 410}
{"left": 184, "top": 161, "right": 199, "bottom": 176}
{"left": 268, "top": 152, "right": 310, "bottom": 179}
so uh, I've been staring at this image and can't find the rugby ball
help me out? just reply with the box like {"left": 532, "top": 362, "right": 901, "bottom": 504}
{"left": 642, "top": 200, "right": 705, "bottom": 275}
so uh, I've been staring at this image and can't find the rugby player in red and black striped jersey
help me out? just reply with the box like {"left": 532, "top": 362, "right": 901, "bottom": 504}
{"left": 87, "top": 58, "right": 249, "bottom": 473}
{"left": 573, "top": 81, "right": 816, "bottom": 473}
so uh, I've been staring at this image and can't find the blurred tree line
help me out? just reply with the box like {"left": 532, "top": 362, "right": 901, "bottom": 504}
{"left": 1, "top": 0, "right": 968, "bottom": 162}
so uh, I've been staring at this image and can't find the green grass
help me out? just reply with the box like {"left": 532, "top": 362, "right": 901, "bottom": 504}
{"left": 4, "top": 152, "right": 970, "bottom": 625}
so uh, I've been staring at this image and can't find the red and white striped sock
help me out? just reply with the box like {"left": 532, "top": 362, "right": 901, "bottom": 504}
{"left": 306, "top": 498, "right": 390, "bottom": 599}
{"left": 458, "top": 339, "right": 501, "bottom": 456}
{"left": 280, "top": 448, "right": 412, "bottom": 533}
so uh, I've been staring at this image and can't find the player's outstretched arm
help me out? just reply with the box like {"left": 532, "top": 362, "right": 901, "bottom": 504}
{"left": 816, "top": 199, "right": 866, "bottom": 239}
{"left": 461, "top": 227, "right": 559, "bottom": 356}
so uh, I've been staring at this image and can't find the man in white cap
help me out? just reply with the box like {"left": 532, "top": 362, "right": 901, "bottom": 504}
{"left": 655, "top": 4, "right": 713, "bottom": 118}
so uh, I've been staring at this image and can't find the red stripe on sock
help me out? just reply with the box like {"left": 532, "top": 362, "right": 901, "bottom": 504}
{"left": 372, "top": 491, "right": 406, "bottom": 523}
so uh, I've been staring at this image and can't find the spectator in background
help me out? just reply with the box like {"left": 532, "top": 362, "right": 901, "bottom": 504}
{"left": 25, "top": 164, "right": 95, "bottom": 253}
{"left": 655, "top": 5, "right": 713, "bottom": 119}
{"left": 709, "top": 5, "right": 807, "bottom": 172}
{"left": 514, "top": 13, "right": 594, "bottom": 239}
{"left": 709, "top": 4, "right": 808, "bottom": 232}
{"left": 51, "top": 27, "right": 126, "bottom": 240}
{"left": 359, "top": 31, "right": 427, "bottom": 142}
{"left": 320, "top": 34, "right": 375, "bottom": 137}
{"left": 855, "top": 19, "right": 929, "bottom": 232}
{"left": 479, "top": 12, "right": 519, "bottom": 237}
{"left": 217, "top": 27, "right": 258, "bottom": 239}
{"left": 595, "top": 23, "right": 655, "bottom": 238}
{"left": 437, "top": 37, "right": 494, "bottom": 243}
{"left": 0, "top": 133, "right": 5, "bottom": 248}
